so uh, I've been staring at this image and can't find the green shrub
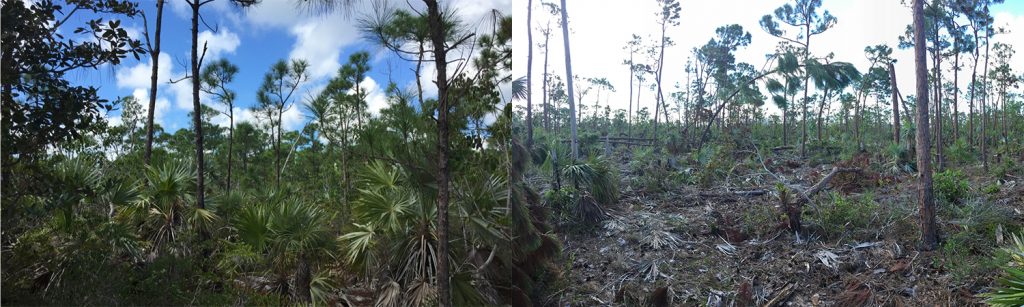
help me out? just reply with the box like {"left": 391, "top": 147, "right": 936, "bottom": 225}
{"left": 946, "top": 139, "right": 975, "bottom": 166}
{"left": 939, "top": 229, "right": 1012, "bottom": 285}
{"left": 944, "top": 198, "right": 1016, "bottom": 242}
{"left": 983, "top": 183, "right": 1001, "bottom": 195}
{"left": 694, "top": 144, "right": 730, "bottom": 188}
{"left": 992, "top": 159, "right": 1018, "bottom": 181}
{"left": 543, "top": 188, "right": 573, "bottom": 218}
{"left": 627, "top": 147, "right": 673, "bottom": 193}
{"left": 934, "top": 169, "right": 970, "bottom": 203}
{"left": 813, "top": 192, "right": 880, "bottom": 240}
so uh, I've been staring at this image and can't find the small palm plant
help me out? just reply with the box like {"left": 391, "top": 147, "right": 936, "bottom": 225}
{"left": 341, "top": 160, "right": 504, "bottom": 306}
{"left": 221, "top": 197, "right": 336, "bottom": 304}
{"left": 119, "top": 160, "right": 213, "bottom": 258}
{"left": 983, "top": 233, "right": 1024, "bottom": 306}
{"left": 558, "top": 156, "right": 618, "bottom": 227}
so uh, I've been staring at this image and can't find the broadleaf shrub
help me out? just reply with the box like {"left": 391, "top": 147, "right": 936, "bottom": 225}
{"left": 934, "top": 169, "right": 969, "bottom": 203}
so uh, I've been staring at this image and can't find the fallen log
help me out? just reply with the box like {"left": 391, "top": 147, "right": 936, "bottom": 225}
{"left": 763, "top": 282, "right": 795, "bottom": 307}
{"left": 796, "top": 167, "right": 863, "bottom": 204}
{"left": 785, "top": 166, "right": 863, "bottom": 233}
{"left": 698, "top": 189, "right": 769, "bottom": 198}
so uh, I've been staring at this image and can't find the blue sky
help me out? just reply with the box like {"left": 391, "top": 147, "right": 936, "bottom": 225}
{"left": 64, "top": 0, "right": 511, "bottom": 133}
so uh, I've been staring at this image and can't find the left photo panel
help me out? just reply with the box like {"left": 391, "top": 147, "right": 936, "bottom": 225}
{"left": 1, "top": 0, "right": 514, "bottom": 306}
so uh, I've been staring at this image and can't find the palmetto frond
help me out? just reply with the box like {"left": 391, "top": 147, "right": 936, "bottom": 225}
{"left": 405, "top": 279, "right": 437, "bottom": 307}
{"left": 358, "top": 160, "right": 405, "bottom": 190}
{"left": 96, "top": 221, "right": 145, "bottom": 261}
{"left": 189, "top": 208, "right": 221, "bottom": 237}
{"left": 339, "top": 223, "right": 377, "bottom": 266}
{"left": 268, "top": 199, "right": 334, "bottom": 256}
{"left": 511, "top": 76, "right": 528, "bottom": 100}
{"left": 354, "top": 187, "right": 415, "bottom": 233}
{"left": 309, "top": 270, "right": 337, "bottom": 306}
{"left": 375, "top": 281, "right": 403, "bottom": 307}
{"left": 455, "top": 175, "right": 508, "bottom": 245}
{"left": 562, "top": 162, "right": 596, "bottom": 188}
{"left": 233, "top": 203, "right": 272, "bottom": 251}
{"left": 984, "top": 233, "right": 1024, "bottom": 306}
{"left": 123, "top": 161, "right": 196, "bottom": 254}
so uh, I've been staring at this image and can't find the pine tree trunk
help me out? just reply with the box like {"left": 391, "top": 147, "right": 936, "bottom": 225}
{"left": 936, "top": 60, "right": 943, "bottom": 170}
{"left": 817, "top": 89, "right": 827, "bottom": 145}
{"left": 952, "top": 48, "right": 960, "bottom": 140}
{"left": 628, "top": 53, "right": 634, "bottom": 137}
{"left": 969, "top": 29, "right": 979, "bottom": 145}
{"left": 425, "top": 1, "right": 451, "bottom": 305}
{"left": 653, "top": 22, "right": 667, "bottom": 144}
{"left": 889, "top": 62, "right": 900, "bottom": 145}
{"left": 542, "top": 25, "right": 551, "bottom": 132}
{"left": 560, "top": 0, "right": 578, "bottom": 160}
{"left": 913, "top": 0, "right": 938, "bottom": 251}
{"left": 276, "top": 109, "right": 282, "bottom": 188}
{"left": 144, "top": 0, "right": 165, "bottom": 165}
{"left": 227, "top": 111, "right": 233, "bottom": 193}
{"left": 190, "top": 0, "right": 206, "bottom": 215}
{"left": 800, "top": 22, "right": 811, "bottom": 158}
{"left": 525, "top": 0, "right": 534, "bottom": 149}
{"left": 981, "top": 31, "right": 990, "bottom": 171}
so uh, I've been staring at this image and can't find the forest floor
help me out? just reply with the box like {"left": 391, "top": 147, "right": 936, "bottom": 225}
{"left": 546, "top": 147, "right": 1024, "bottom": 306}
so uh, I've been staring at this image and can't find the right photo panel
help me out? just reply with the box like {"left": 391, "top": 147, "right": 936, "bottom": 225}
{"left": 510, "top": 0, "right": 1024, "bottom": 305}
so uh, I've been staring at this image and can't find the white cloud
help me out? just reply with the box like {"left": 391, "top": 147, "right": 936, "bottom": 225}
{"left": 210, "top": 106, "right": 258, "bottom": 129}
{"left": 282, "top": 104, "right": 305, "bottom": 131}
{"left": 288, "top": 21, "right": 358, "bottom": 80}
{"left": 116, "top": 52, "right": 172, "bottom": 89}
{"left": 131, "top": 88, "right": 171, "bottom": 127}
{"left": 198, "top": 28, "right": 241, "bottom": 60}
{"left": 114, "top": 52, "right": 174, "bottom": 128}
{"left": 993, "top": 12, "right": 1024, "bottom": 74}
{"left": 359, "top": 77, "right": 389, "bottom": 116}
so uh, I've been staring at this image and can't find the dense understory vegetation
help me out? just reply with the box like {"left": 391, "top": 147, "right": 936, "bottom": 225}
{"left": 1, "top": 0, "right": 525, "bottom": 305}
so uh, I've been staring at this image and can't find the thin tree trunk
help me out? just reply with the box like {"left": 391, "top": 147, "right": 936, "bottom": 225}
{"left": 560, "top": 0, "right": 578, "bottom": 160}
{"left": 416, "top": 41, "right": 425, "bottom": 110}
{"left": 294, "top": 254, "right": 311, "bottom": 303}
{"left": 889, "top": 62, "right": 900, "bottom": 145}
{"left": 190, "top": 0, "right": 206, "bottom": 215}
{"left": 424, "top": 1, "right": 451, "bottom": 305}
{"left": 981, "top": 31, "right": 990, "bottom": 171}
{"left": 952, "top": 47, "right": 960, "bottom": 140}
{"left": 936, "top": 60, "right": 943, "bottom": 169}
{"left": 817, "top": 89, "right": 828, "bottom": 145}
{"left": 276, "top": 109, "right": 282, "bottom": 188}
{"left": 637, "top": 77, "right": 643, "bottom": 136}
{"left": 783, "top": 105, "right": 788, "bottom": 145}
{"left": 627, "top": 53, "right": 634, "bottom": 137}
{"left": 969, "top": 27, "right": 979, "bottom": 145}
{"left": 653, "top": 22, "right": 667, "bottom": 144}
{"left": 542, "top": 24, "right": 551, "bottom": 131}
{"left": 913, "top": 0, "right": 938, "bottom": 251}
{"left": 526, "top": 0, "right": 534, "bottom": 148}
{"left": 144, "top": 0, "right": 165, "bottom": 165}
{"left": 800, "top": 22, "right": 811, "bottom": 158}
{"left": 852, "top": 89, "right": 858, "bottom": 145}
{"left": 227, "top": 110, "right": 233, "bottom": 193}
